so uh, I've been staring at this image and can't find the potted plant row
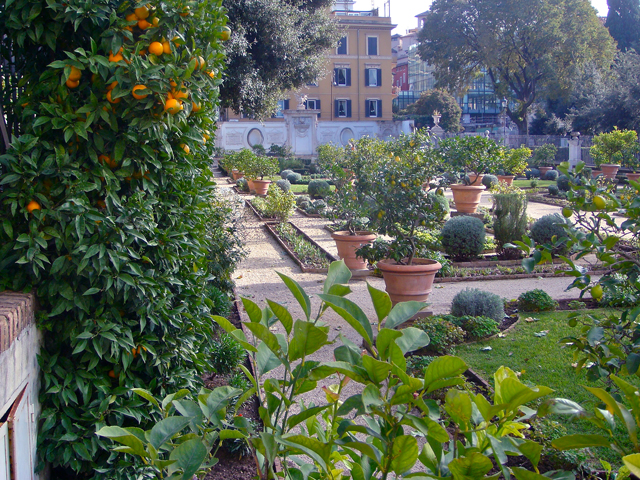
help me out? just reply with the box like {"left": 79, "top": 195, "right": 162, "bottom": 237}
{"left": 496, "top": 145, "right": 532, "bottom": 185}
{"left": 222, "top": 149, "right": 279, "bottom": 194}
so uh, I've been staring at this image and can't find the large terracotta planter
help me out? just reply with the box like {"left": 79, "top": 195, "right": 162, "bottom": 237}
{"left": 247, "top": 179, "right": 255, "bottom": 193}
{"left": 600, "top": 164, "right": 620, "bottom": 180}
{"left": 232, "top": 170, "right": 244, "bottom": 181}
{"left": 627, "top": 172, "right": 640, "bottom": 182}
{"left": 538, "top": 166, "right": 553, "bottom": 177}
{"left": 377, "top": 258, "right": 442, "bottom": 306}
{"left": 591, "top": 169, "right": 603, "bottom": 177}
{"left": 467, "top": 174, "right": 485, "bottom": 186}
{"left": 497, "top": 175, "right": 515, "bottom": 186}
{"left": 331, "top": 231, "right": 376, "bottom": 271}
{"left": 450, "top": 184, "right": 486, "bottom": 214}
{"left": 252, "top": 179, "right": 271, "bottom": 195}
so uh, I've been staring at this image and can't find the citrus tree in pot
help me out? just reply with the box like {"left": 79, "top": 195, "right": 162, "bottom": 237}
{"left": 244, "top": 153, "right": 280, "bottom": 195}
{"left": 357, "top": 130, "right": 444, "bottom": 304}
{"left": 591, "top": 127, "right": 640, "bottom": 181}
{"left": 496, "top": 145, "right": 532, "bottom": 185}
{"left": 318, "top": 140, "right": 380, "bottom": 272}
{"left": 437, "top": 135, "right": 503, "bottom": 213}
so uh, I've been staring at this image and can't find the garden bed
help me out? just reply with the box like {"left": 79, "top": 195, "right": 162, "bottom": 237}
{"left": 296, "top": 207, "right": 323, "bottom": 218}
{"left": 526, "top": 193, "right": 569, "bottom": 207}
{"left": 246, "top": 199, "right": 276, "bottom": 221}
{"left": 264, "top": 222, "right": 337, "bottom": 273}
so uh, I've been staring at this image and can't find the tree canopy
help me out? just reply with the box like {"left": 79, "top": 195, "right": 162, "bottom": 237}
{"left": 221, "top": 0, "right": 341, "bottom": 118}
{"left": 606, "top": 0, "right": 640, "bottom": 52}
{"left": 417, "top": 0, "right": 616, "bottom": 134}
{"left": 400, "top": 89, "right": 462, "bottom": 132}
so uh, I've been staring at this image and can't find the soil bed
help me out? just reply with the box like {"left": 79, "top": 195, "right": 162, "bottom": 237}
{"left": 264, "top": 222, "right": 336, "bottom": 273}
{"left": 526, "top": 193, "right": 569, "bottom": 207}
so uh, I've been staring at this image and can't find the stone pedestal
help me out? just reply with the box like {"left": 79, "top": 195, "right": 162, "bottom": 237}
{"left": 568, "top": 134, "right": 582, "bottom": 170}
{"left": 283, "top": 109, "right": 320, "bottom": 157}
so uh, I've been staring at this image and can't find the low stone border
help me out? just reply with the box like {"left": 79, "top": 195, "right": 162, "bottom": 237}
{"left": 296, "top": 208, "right": 322, "bottom": 218}
{"left": 263, "top": 222, "right": 337, "bottom": 274}
{"left": 434, "top": 269, "right": 607, "bottom": 283}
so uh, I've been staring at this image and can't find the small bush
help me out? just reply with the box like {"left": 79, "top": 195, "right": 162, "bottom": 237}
{"left": 548, "top": 184, "right": 559, "bottom": 196}
{"left": 427, "top": 191, "right": 450, "bottom": 224}
{"left": 601, "top": 273, "right": 640, "bottom": 307}
{"left": 530, "top": 213, "right": 571, "bottom": 255}
{"left": 482, "top": 174, "right": 498, "bottom": 189}
{"left": 276, "top": 179, "right": 291, "bottom": 193}
{"left": 544, "top": 170, "right": 559, "bottom": 180}
{"left": 296, "top": 194, "right": 311, "bottom": 206}
{"left": 556, "top": 174, "right": 571, "bottom": 192}
{"left": 265, "top": 183, "right": 296, "bottom": 222}
{"left": 287, "top": 172, "right": 303, "bottom": 184}
{"left": 211, "top": 333, "right": 246, "bottom": 375}
{"left": 280, "top": 169, "right": 294, "bottom": 180}
{"left": 518, "top": 289, "right": 558, "bottom": 312}
{"left": 209, "top": 286, "right": 232, "bottom": 317}
{"left": 308, "top": 179, "right": 332, "bottom": 198}
{"left": 448, "top": 315, "right": 500, "bottom": 340}
{"left": 526, "top": 168, "right": 540, "bottom": 179}
{"left": 311, "top": 199, "right": 327, "bottom": 212}
{"left": 298, "top": 200, "right": 312, "bottom": 211}
{"left": 236, "top": 177, "right": 250, "bottom": 192}
{"left": 451, "top": 288, "right": 505, "bottom": 323}
{"left": 414, "top": 317, "right": 465, "bottom": 354}
{"left": 441, "top": 216, "right": 486, "bottom": 261}
{"left": 530, "top": 179, "right": 539, "bottom": 188}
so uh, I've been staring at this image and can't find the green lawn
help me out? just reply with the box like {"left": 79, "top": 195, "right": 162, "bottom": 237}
{"left": 512, "top": 179, "right": 555, "bottom": 188}
{"left": 454, "top": 308, "right": 632, "bottom": 467}
{"left": 290, "top": 184, "right": 336, "bottom": 194}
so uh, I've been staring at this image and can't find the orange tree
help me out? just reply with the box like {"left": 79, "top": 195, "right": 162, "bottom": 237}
{"left": 0, "top": 0, "right": 239, "bottom": 476}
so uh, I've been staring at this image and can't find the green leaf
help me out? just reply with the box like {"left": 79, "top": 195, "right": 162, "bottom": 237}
{"left": 362, "top": 355, "right": 392, "bottom": 385}
{"left": 385, "top": 301, "right": 427, "bottom": 329}
{"left": 95, "top": 426, "right": 147, "bottom": 457}
{"left": 286, "top": 405, "right": 330, "bottom": 429}
{"left": 376, "top": 328, "right": 402, "bottom": 361}
{"left": 266, "top": 300, "right": 293, "bottom": 335}
{"left": 244, "top": 322, "right": 283, "bottom": 359}
{"left": 512, "top": 467, "right": 552, "bottom": 480}
{"left": 423, "top": 355, "right": 467, "bottom": 393}
{"left": 317, "top": 293, "right": 373, "bottom": 346}
{"left": 449, "top": 452, "right": 493, "bottom": 478}
{"left": 551, "top": 434, "right": 611, "bottom": 450}
{"left": 131, "top": 388, "right": 160, "bottom": 409}
{"left": 288, "top": 320, "right": 329, "bottom": 362}
{"left": 277, "top": 434, "right": 331, "bottom": 470}
{"left": 277, "top": 271, "right": 311, "bottom": 320}
{"left": 623, "top": 453, "right": 640, "bottom": 477}
{"left": 241, "top": 297, "right": 262, "bottom": 323}
{"left": 206, "top": 386, "right": 242, "bottom": 416}
{"left": 367, "top": 282, "right": 392, "bottom": 324}
{"left": 396, "top": 327, "right": 430, "bottom": 354}
{"left": 149, "top": 417, "right": 191, "bottom": 449}
{"left": 444, "top": 389, "right": 472, "bottom": 425}
{"left": 256, "top": 341, "right": 282, "bottom": 375}
{"left": 627, "top": 353, "right": 640, "bottom": 375}
{"left": 324, "top": 260, "right": 352, "bottom": 294}
{"left": 169, "top": 438, "right": 207, "bottom": 479}
{"left": 389, "top": 435, "right": 418, "bottom": 475}
{"left": 518, "top": 440, "right": 543, "bottom": 469}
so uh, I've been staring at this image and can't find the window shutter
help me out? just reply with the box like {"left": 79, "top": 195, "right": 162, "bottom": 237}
{"left": 377, "top": 69, "right": 382, "bottom": 87}
{"left": 284, "top": 99, "right": 289, "bottom": 110}
{"left": 316, "top": 100, "right": 321, "bottom": 118}
{"left": 346, "top": 69, "right": 351, "bottom": 86}
{"left": 346, "top": 100, "right": 352, "bottom": 118}
{"left": 364, "top": 69, "right": 370, "bottom": 87}
{"left": 334, "top": 99, "right": 339, "bottom": 118}
{"left": 333, "top": 68, "right": 339, "bottom": 86}
{"left": 377, "top": 100, "right": 382, "bottom": 118}
{"left": 365, "top": 100, "right": 370, "bottom": 118}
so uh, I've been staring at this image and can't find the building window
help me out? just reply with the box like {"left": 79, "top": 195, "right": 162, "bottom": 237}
{"left": 367, "top": 36, "right": 378, "bottom": 56}
{"left": 337, "top": 36, "right": 347, "bottom": 55}
{"left": 272, "top": 99, "right": 289, "bottom": 118}
{"left": 335, "top": 99, "right": 351, "bottom": 118}
{"left": 305, "top": 99, "right": 321, "bottom": 118}
{"left": 334, "top": 67, "right": 351, "bottom": 86}
{"left": 365, "top": 99, "right": 382, "bottom": 118}
{"left": 365, "top": 68, "right": 382, "bottom": 87}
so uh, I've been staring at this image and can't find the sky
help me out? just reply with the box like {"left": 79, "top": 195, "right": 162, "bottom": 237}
{"left": 352, "top": 0, "right": 610, "bottom": 36}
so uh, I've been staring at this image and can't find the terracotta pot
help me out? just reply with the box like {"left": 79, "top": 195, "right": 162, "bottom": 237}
{"left": 232, "top": 170, "right": 244, "bottom": 181}
{"left": 450, "top": 184, "right": 486, "bottom": 213}
{"left": 331, "top": 231, "right": 377, "bottom": 271}
{"left": 600, "top": 164, "right": 620, "bottom": 180}
{"left": 377, "top": 258, "right": 442, "bottom": 306}
{"left": 252, "top": 179, "right": 271, "bottom": 195}
{"left": 247, "top": 179, "right": 255, "bottom": 193}
{"left": 467, "top": 173, "right": 484, "bottom": 186}
{"left": 627, "top": 172, "right": 640, "bottom": 182}
{"left": 591, "top": 169, "right": 603, "bottom": 177}
{"left": 538, "top": 166, "right": 553, "bottom": 177}
{"left": 497, "top": 175, "right": 515, "bottom": 186}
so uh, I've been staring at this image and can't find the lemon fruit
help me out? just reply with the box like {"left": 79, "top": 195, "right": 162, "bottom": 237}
{"left": 591, "top": 284, "right": 603, "bottom": 301}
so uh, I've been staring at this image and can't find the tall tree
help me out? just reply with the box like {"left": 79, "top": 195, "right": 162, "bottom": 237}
{"left": 221, "top": 0, "right": 342, "bottom": 118}
{"left": 417, "top": 0, "right": 616, "bottom": 134}
{"left": 401, "top": 89, "right": 462, "bottom": 132}
{"left": 606, "top": 0, "right": 640, "bottom": 52}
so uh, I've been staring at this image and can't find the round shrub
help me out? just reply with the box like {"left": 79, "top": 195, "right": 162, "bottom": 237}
{"left": 530, "top": 179, "right": 539, "bottom": 188}
{"left": 441, "top": 216, "right": 486, "bottom": 261}
{"left": 287, "top": 172, "right": 303, "bottom": 184}
{"left": 482, "top": 174, "right": 498, "bottom": 189}
{"left": 280, "top": 169, "right": 294, "bottom": 180}
{"left": 236, "top": 177, "right": 250, "bottom": 192}
{"left": 518, "top": 289, "right": 558, "bottom": 312}
{"left": 276, "top": 179, "right": 291, "bottom": 193}
{"left": 310, "top": 199, "right": 328, "bottom": 214}
{"left": 210, "top": 333, "right": 246, "bottom": 375}
{"left": 308, "top": 179, "right": 332, "bottom": 198}
{"left": 548, "top": 184, "right": 559, "bottom": 196}
{"left": 296, "top": 194, "right": 311, "bottom": 206}
{"left": 414, "top": 317, "right": 465, "bottom": 354}
{"left": 451, "top": 288, "right": 505, "bottom": 323}
{"left": 427, "top": 191, "right": 450, "bottom": 224}
{"left": 298, "top": 200, "right": 312, "bottom": 211}
{"left": 556, "top": 174, "right": 571, "bottom": 192}
{"left": 526, "top": 168, "right": 540, "bottom": 179}
{"left": 530, "top": 213, "right": 572, "bottom": 255}
{"left": 544, "top": 170, "right": 559, "bottom": 181}
{"left": 448, "top": 315, "right": 500, "bottom": 340}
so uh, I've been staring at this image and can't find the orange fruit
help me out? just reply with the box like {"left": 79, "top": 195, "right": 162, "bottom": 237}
{"left": 164, "top": 98, "right": 182, "bottom": 114}
{"left": 98, "top": 154, "right": 111, "bottom": 165}
{"left": 68, "top": 66, "right": 82, "bottom": 81}
{"left": 207, "top": 70, "right": 215, "bottom": 78}
{"left": 220, "top": 26, "right": 231, "bottom": 41}
{"left": 108, "top": 370, "right": 117, "bottom": 378}
{"left": 66, "top": 78, "right": 80, "bottom": 89}
{"left": 166, "top": 91, "right": 174, "bottom": 100}
{"left": 162, "top": 41, "right": 171, "bottom": 54}
{"left": 171, "top": 85, "right": 188, "bottom": 99}
{"left": 180, "top": 143, "right": 190, "bottom": 154}
{"left": 107, "top": 90, "right": 121, "bottom": 104}
{"left": 191, "top": 101, "right": 201, "bottom": 113}
{"left": 149, "top": 41, "right": 163, "bottom": 56}
{"left": 137, "top": 19, "right": 151, "bottom": 29}
{"left": 150, "top": 16, "right": 159, "bottom": 27}
{"left": 198, "top": 56, "right": 205, "bottom": 69}
{"left": 179, "top": 5, "right": 190, "bottom": 16}
{"left": 26, "top": 200, "right": 41, "bottom": 213}
{"left": 138, "top": 48, "right": 147, "bottom": 55}
{"left": 126, "top": 12, "right": 138, "bottom": 22}
{"left": 169, "top": 79, "right": 177, "bottom": 88}
{"left": 108, "top": 48, "right": 124, "bottom": 62}
{"left": 97, "top": 199, "right": 106, "bottom": 209}
{"left": 107, "top": 81, "right": 118, "bottom": 91}
{"left": 134, "top": 5, "right": 149, "bottom": 19}
{"left": 132, "top": 85, "right": 149, "bottom": 99}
